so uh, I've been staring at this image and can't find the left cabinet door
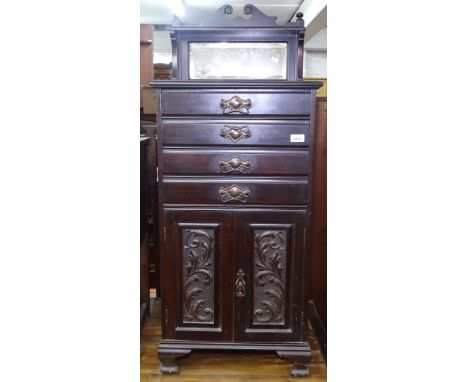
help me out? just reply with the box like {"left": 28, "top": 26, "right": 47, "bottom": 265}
{"left": 162, "top": 209, "right": 234, "bottom": 341}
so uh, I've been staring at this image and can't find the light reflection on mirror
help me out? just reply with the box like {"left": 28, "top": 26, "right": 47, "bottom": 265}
{"left": 189, "top": 42, "right": 287, "bottom": 79}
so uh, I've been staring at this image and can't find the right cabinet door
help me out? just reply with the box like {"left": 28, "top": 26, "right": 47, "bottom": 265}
{"left": 233, "top": 209, "right": 307, "bottom": 342}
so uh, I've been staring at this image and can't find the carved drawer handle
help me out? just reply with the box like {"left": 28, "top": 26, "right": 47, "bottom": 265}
{"left": 219, "top": 95, "right": 252, "bottom": 114}
{"left": 235, "top": 268, "right": 246, "bottom": 298}
{"left": 219, "top": 125, "right": 252, "bottom": 143}
{"left": 218, "top": 185, "right": 251, "bottom": 203}
{"left": 219, "top": 157, "right": 252, "bottom": 174}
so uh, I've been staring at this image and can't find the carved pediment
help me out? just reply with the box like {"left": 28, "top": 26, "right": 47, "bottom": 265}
{"left": 172, "top": 4, "right": 304, "bottom": 29}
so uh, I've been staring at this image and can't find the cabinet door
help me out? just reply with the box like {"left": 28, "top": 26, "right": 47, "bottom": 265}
{"left": 162, "top": 209, "right": 233, "bottom": 341}
{"left": 234, "top": 210, "right": 307, "bottom": 342}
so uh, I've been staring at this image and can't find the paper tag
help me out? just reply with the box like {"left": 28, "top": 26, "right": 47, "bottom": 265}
{"left": 290, "top": 134, "right": 305, "bottom": 143}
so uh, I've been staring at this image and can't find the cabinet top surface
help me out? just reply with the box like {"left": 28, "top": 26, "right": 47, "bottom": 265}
{"left": 150, "top": 80, "right": 323, "bottom": 90}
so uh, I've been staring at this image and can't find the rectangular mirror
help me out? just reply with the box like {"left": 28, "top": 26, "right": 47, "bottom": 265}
{"left": 189, "top": 42, "right": 288, "bottom": 80}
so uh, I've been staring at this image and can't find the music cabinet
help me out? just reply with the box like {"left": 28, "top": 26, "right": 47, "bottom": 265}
{"left": 150, "top": 4, "right": 321, "bottom": 376}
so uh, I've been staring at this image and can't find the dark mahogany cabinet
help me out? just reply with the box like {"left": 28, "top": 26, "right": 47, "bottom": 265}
{"left": 151, "top": 4, "right": 321, "bottom": 377}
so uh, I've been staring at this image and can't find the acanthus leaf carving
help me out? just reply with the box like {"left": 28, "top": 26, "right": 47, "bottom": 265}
{"left": 253, "top": 230, "right": 287, "bottom": 324}
{"left": 183, "top": 229, "right": 215, "bottom": 323}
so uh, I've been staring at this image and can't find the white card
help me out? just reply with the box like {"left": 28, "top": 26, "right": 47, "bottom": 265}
{"left": 290, "top": 134, "right": 305, "bottom": 143}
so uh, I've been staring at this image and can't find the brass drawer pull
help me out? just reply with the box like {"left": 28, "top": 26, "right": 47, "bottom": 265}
{"left": 218, "top": 185, "right": 251, "bottom": 203}
{"left": 219, "top": 95, "right": 252, "bottom": 114}
{"left": 219, "top": 157, "right": 252, "bottom": 174}
{"left": 220, "top": 125, "right": 252, "bottom": 143}
{"left": 235, "top": 268, "right": 246, "bottom": 298}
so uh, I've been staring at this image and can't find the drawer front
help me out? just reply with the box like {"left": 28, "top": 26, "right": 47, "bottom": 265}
{"left": 161, "top": 92, "right": 311, "bottom": 116}
{"left": 161, "top": 178, "right": 308, "bottom": 205}
{"left": 161, "top": 123, "right": 310, "bottom": 147}
{"left": 162, "top": 150, "right": 309, "bottom": 176}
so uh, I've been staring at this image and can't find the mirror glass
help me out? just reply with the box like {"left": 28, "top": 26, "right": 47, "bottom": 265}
{"left": 189, "top": 42, "right": 287, "bottom": 79}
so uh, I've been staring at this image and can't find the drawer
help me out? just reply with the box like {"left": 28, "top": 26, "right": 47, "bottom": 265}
{"left": 160, "top": 178, "right": 308, "bottom": 205}
{"left": 161, "top": 122, "right": 310, "bottom": 147}
{"left": 161, "top": 91, "right": 311, "bottom": 116}
{"left": 162, "top": 149, "right": 309, "bottom": 176}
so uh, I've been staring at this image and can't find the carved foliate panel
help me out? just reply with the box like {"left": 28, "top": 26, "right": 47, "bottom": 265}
{"left": 253, "top": 229, "right": 287, "bottom": 325}
{"left": 182, "top": 229, "right": 215, "bottom": 324}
